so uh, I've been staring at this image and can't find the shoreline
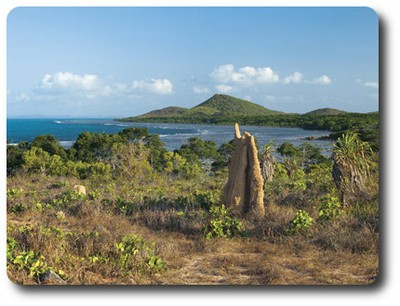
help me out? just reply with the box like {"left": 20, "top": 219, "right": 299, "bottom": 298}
{"left": 7, "top": 119, "right": 334, "bottom": 156}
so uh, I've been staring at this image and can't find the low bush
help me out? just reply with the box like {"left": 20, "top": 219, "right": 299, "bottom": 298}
{"left": 204, "top": 204, "right": 246, "bottom": 239}
{"left": 318, "top": 195, "right": 343, "bottom": 221}
{"left": 286, "top": 210, "right": 314, "bottom": 236}
{"left": 11, "top": 250, "right": 51, "bottom": 282}
{"left": 114, "top": 234, "right": 167, "bottom": 274}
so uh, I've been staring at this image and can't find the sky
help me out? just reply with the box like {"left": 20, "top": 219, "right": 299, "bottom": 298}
{"left": 7, "top": 7, "right": 379, "bottom": 118}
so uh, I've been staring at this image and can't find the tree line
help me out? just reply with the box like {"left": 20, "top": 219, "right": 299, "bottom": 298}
{"left": 119, "top": 112, "right": 379, "bottom": 150}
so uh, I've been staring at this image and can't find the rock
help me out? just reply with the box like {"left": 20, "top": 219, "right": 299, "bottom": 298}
{"left": 301, "top": 135, "right": 331, "bottom": 141}
{"left": 222, "top": 123, "right": 265, "bottom": 219}
{"left": 56, "top": 211, "right": 65, "bottom": 220}
{"left": 73, "top": 185, "right": 86, "bottom": 195}
{"left": 40, "top": 270, "right": 67, "bottom": 285}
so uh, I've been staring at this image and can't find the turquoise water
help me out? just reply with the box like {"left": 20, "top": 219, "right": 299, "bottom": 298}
{"left": 6, "top": 118, "right": 332, "bottom": 153}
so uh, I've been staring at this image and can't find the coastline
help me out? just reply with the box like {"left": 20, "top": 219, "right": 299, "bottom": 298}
{"left": 6, "top": 118, "right": 334, "bottom": 154}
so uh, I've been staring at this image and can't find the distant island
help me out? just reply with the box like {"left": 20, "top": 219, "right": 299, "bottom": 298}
{"left": 118, "top": 94, "right": 378, "bottom": 147}
{"left": 122, "top": 94, "right": 282, "bottom": 120}
{"left": 119, "top": 94, "right": 348, "bottom": 122}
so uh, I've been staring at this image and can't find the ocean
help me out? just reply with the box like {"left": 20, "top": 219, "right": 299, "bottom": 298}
{"left": 6, "top": 118, "right": 333, "bottom": 154}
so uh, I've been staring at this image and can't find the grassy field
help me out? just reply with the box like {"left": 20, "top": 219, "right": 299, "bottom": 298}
{"left": 6, "top": 160, "right": 378, "bottom": 285}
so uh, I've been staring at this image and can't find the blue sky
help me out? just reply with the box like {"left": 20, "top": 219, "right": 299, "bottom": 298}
{"left": 7, "top": 7, "right": 378, "bottom": 117}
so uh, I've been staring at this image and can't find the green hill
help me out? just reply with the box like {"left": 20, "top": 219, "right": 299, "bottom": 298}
{"left": 193, "top": 94, "right": 281, "bottom": 116}
{"left": 120, "top": 94, "right": 280, "bottom": 122}
{"left": 134, "top": 106, "right": 187, "bottom": 118}
{"left": 305, "top": 108, "right": 347, "bottom": 116}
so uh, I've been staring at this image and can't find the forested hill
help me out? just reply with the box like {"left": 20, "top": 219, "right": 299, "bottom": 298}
{"left": 305, "top": 108, "right": 347, "bottom": 116}
{"left": 120, "top": 94, "right": 281, "bottom": 121}
{"left": 193, "top": 94, "right": 282, "bottom": 116}
{"left": 134, "top": 106, "right": 187, "bottom": 118}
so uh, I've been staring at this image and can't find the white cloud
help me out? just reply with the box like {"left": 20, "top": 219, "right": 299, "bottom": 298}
{"left": 215, "top": 84, "right": 233, "bottom": 93}
{"left": 255, "top": 67, "right": 280, "bottom": 83}
{"left": 38, "top": 72, "right": 174, "bottom": 97}
{"left": 132, "top": 78, "right": 174, "bottom": 95}
{"left": 192, "top": 86, "right": 210, "bottom": 94}
{"left": 210, "top": 64, "right": 235, "bottom": 83}
{"left": 311, "top": 75, "right": 332, "bottom": 85}
{"left": 8, "top": 72, "right": 178, "bottom": 117}
{"left": 283, "top": 72, "right": 304, "bottom": 84}
{"left": 41, "top": 72, "right": 99, "bottom": 91}
{"left": 238, "top": 66, "right": 257, "bottom": 77}
{"left": 38, "top": 72, "right": 109, "bottom": 99}
{"left": 211, "top": 64, "right": 279, "bottom": 85}
{"left": 211, "top": 65, "right": 331, "bottom": 87}
{"left": 101, "top": 85, "right": 113, "bottom": 97}
{"left": 24, "top": 72, "right": 175, "bottom": 102}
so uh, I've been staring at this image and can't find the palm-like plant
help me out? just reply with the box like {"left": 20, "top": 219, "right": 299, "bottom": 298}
{"left": 332, "top": 131, "right": 373, "bottom": 206}
{"left": 260, "top": 141, "right": 276, "bottom": 185}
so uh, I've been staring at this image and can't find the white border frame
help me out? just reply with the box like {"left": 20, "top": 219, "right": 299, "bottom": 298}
{"left": 1, "top": 1, "right": 397, "bottom": 305}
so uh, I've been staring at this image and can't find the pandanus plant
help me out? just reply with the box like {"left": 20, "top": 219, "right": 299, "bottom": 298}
{"left": 332, "top": 131, "right": 373, "bottom": 206}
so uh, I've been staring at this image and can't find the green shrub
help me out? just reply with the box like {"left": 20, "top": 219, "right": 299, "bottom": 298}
{"left": 170, "top": 194, "right": 192, "bottom": 210}
{"left": 286, "top": 210, "right": 314, "bottom": 236}
{"left": 39, "top": 225, "right": 73, "bottom": 240}
{"left": 71, "top": 131, "right": 127, "bottom": 163}
{"left": 10, "top": 202, "right": 28, "bottom": 214}
{"left": 48, "top": 189, "right": 86, "bottom": 209}
{"left": 12, "top": 250, "right": 51, "bottom": 281}
{"left": 115, "top": 197, "right": 136, "bottom": 216}
{"left": 118, "top": 127, "right": 149, "bottom": 141}
{"left": 6, "top": 237, "right": 18, "bottom": 266}
{"left": 35, "top": 201, "right": 44, "bottom": 212}
{"left": 204, "top": 204, "right": 246, "bottom": 239}
{"left": 278, "top": 142, "right": 327, "bottom": 167}
{"left": 7, "top": 145, "right": 25, "bottom": 176}
{"left": 110, "top": 142, "right": 153, "bottom": 181}
{"left": 305, "top": 161, "right": 335, "bottom": 193}
{"left": 162, "top": 152, "right": 201, "bottom": 179}
{"left": 194, "top": 189, "right": 221, "bottom": 210}
{"left": 212, "top": 140, "right": 235, "bottom": 171}
{"left": 6, "top": 188, "right": 24, "bottom": 198}
{"left": 287, "top": 168, "right": 308, "bottom": 192}
{"left": 22, "top": 147, "right": 65, "bottom": 175}
{"left": 146, "top": 255, "right": 168, "bottom": 272}
{"left": 87, "top": 255, "right": 109, "bottom": 264}
{"left": 318, "top": 195, "right": 343, "bottom": 221}
{"left": 278, "top": 142, "right": 299, "bottom": 157}
{"left": 21, "top": 146, "right": 112, "bottom": 179}
{"left": 115, "top": 234, "right": 167, "bottom": 273}
{"left": 65, "top": 160, "right": 112, "bottom": 180}
{"left": 31, "top": 135, "right": 67, "bottom": 159}
{"left": 50, "top": 181, "right": 68, "bottom": 189}
{"left": 87, "top": 190, "right": 100, "bottom": 200}
{"left": 175, "top": 137, "right": 221, "bottom": 164}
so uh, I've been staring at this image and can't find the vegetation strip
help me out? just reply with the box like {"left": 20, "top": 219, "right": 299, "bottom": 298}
{"left": 7, "top": 124, "right": 378, "bottom": 285}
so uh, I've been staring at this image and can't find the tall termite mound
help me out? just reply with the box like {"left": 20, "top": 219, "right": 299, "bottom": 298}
{"left": 222, "top": 123, "right": 265, "bottom": 219}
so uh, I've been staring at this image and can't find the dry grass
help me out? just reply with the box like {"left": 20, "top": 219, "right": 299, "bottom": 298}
{"left": 6, "top": 173, "right": 378, "bottom": 286}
